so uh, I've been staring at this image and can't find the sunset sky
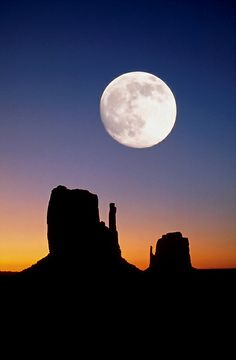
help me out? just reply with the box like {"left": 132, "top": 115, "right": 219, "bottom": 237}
{"left": 0, "top": 0, "right": 235, "bottom": 271}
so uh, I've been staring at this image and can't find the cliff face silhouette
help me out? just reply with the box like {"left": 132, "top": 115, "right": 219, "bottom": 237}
{"left": 23, "top": 185, "right": 139, "bottom": 276}
{"left": 13, "top": 183, "right": 235, "bottom": 300}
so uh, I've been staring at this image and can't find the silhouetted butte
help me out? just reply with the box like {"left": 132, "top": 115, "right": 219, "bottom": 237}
{"left": 149, "top": 232, "right": 192, "bottom": 272}
{"left": 24, "top": 185, "right": 138, "bottom": 276}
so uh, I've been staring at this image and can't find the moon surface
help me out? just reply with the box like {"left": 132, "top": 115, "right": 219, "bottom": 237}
{"left": 100, "top": 71, "right": 177, "bottom": 148}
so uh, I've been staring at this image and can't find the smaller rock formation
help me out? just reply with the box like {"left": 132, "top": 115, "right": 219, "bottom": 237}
{"left": 149, "top": 232, "right": 192, "bottom": 272}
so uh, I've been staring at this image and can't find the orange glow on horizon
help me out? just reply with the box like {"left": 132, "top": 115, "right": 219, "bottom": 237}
{"left": 0, "top": 192, "right": 236, "bottom": 272}
{"left": 1, "top": 232, "right": 236, "bottom": 272}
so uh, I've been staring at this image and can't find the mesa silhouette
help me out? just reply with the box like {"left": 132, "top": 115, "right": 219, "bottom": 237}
{"left": 21, "top": 185, "right": 139, "bottom": 278}
{"left": 1, "top": 185, "right": 235, "bottom": 320}
{"left": 15, "top": 184, "right": 235, "bottom": 299}
{"left": 21, "top": 185, "right": 192, "bottom": 278}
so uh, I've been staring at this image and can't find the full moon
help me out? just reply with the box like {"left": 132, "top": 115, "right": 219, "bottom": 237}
{"left": 100, "top": 71, "right": 177, "bottom": 148}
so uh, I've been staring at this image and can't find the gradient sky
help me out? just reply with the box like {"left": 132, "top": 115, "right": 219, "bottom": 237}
{"left": 0, "top": 0, "right": 235, "bottom": 271}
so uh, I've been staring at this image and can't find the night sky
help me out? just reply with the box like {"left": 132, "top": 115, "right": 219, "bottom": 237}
{"left": 0, "top": 0, "right": 235, "bottom": 270}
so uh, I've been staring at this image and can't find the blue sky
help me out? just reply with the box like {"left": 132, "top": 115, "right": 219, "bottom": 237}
{"left": 0, "top": 0, "right": 235, "bottom": 270}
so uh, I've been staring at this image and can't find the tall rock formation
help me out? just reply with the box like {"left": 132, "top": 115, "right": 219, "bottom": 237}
{"left": 47, "top": 185, "right": 100, "bottom": 257}
{"left": 109, "top": 203, "right": 117, "bottom": 232}
{"left": 149, "top": 232, "right": 192, "bottom": 272}
{"left": 23, "top": 185, "right": 137, "bottom": 275}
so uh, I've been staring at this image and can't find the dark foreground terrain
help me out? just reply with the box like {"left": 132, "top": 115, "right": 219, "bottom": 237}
{"left": 0, "top": 268, "right": 235, "bottom": 357}
{"left": 1, "top": 267, "right": 235, "bottom": 312}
